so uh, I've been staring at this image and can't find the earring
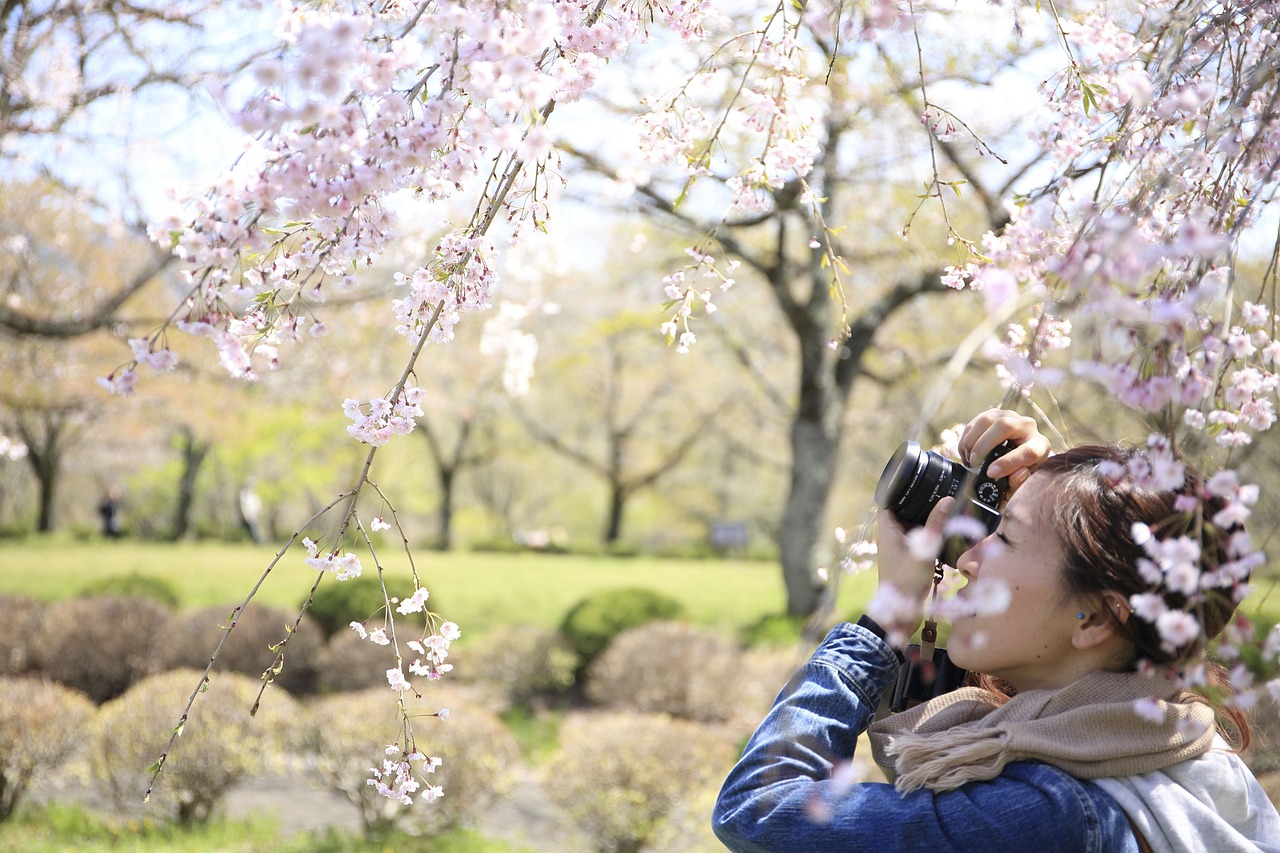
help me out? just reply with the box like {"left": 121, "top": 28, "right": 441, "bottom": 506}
{"left": 1076, "top": 612, "right": 1086, "bottom": 620}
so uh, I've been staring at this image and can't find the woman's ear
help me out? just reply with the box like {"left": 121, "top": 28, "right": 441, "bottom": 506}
{"left": 1070, "top": 591, "right": 1131, "bottom": 651}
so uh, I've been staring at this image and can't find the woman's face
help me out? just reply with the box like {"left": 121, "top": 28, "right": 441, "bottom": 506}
{"left": 948, "top": 472, "right": 1087, "bottom": 691}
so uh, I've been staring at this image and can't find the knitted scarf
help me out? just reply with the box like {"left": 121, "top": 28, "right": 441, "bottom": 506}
{"left": 867, "top": 670, "right": 1217, "bottom": 793}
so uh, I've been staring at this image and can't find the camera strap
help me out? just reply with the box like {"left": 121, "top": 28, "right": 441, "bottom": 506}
{"left": 919, "top": 560, "right": 944, "bottom": 659}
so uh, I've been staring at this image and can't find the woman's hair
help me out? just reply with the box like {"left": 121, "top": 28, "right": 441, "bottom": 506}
{"left": 972, "top": 444, "right": 1251, "bottom": 746}
{"left": 1037, "top": 445, "right": 1240, "bottom": 664}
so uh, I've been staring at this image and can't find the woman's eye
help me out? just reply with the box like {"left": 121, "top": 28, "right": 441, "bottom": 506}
{"left": 995, "top": 531, "right": 1011, "bottom": 545}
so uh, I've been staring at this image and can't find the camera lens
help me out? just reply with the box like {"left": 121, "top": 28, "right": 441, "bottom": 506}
{"left": 873, "top": 441, "right": 965, "bottom": 528}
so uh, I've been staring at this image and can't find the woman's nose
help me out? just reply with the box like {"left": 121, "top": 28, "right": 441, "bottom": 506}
{"left": 955, "top": 537, "right": 985, "bottom": 580}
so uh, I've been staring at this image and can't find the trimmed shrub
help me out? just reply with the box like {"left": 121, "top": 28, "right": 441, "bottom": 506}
{"left": 559, "top": 587, "right": 685, "bottom": 668}
{"left": 742, "top": 611, "right": 808, "bottom": 648}
{"left": 149, "top": 604, "right": 325, "bottom": 695}
{"left": 314, "top": 629, "right": 393, "bottom": 694}
{"left": 0, "top": 595, "right": 46, "bottom": 677}
{"left": 305, "top": 687, "right": 521, "bottom": 836}
{"left": 462, "top": 624, "right": 579, "bottom": 706}
{"left": 34, "top": 596, "right": 171, "bottom": 703}
{"left": 584, "top": 621, "right": 745, "bottom": 723}
{"left": 0, "top": 678, "right": 96, "bottom": 820}
{"left": 90, "top": 668, "right": 298, "bottom": 824}
{"left": 78, "top": 573, "right": 181, "bottom": 609}
{"left": 544, "top": 711, "right": 739, "bottom": 853}
{"left": 306, "top": 576, "right": 423, "bottom": 639}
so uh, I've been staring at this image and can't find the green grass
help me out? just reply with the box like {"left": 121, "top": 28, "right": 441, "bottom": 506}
{"left": 4, "top": 533, "right": 1274, "bottom": 638}
{"left": 0, "top": 803, "right": 531, "bottom": 852}
{"left": 0, "top": 535, "right": 875, "bottom": 640}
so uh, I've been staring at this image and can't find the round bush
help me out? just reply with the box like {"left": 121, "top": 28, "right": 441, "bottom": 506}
{"left": 34, "top": 596, "right": 171, "bottom": 703}
{"left": 0, "top": 595, "right": 46, "bottom": 677}
{"left": 462, "top": 624, "right": 579, "bottom": 706}
{"left": 306, "top": 576, "right": 423, "bottom": 639}
{"left": 545, "top": 711, "right": 739, "bottom": 853}
{"left": 90, "top": 668, "right": 298, "bottom": 824}
{"left": 78, "top": 573, "right": 181, "bottom": 609}
{"left": 559, "top": 587, "right": 686, "bottom": 667}
{"left": 314, "top": 629, "right": 393, "bottom": 694}
{"left": 741, "top": 611, "right": 808, "bottom": 648}
{"left": 305, "top": 687, "right": 521, "bottom": 836}
{"left": 149, "top": 604, "right": 325, "bottom": 696}
{"left": 0, "top": 677, "right": 96, "bottom": 819}
{"left": 585, "top": 621, "right": 744, "bottom": 722}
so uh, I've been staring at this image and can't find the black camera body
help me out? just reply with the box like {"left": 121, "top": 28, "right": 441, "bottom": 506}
{"left": 873, "top": 439, "right": 1013, "bottom": 711}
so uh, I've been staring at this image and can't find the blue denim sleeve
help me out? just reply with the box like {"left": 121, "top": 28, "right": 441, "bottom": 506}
{"left": 712, "top": 621, "right": 1139, "bottom": 853}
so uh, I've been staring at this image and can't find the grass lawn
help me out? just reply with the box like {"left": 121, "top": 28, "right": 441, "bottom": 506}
{"left": 0, "top": 535, "right": 877, "bottom": 639}
{"left": 0, "top": 803, "right": 530, "bottom": 853}
{"left": 3, "top": 534, "right": 1276, "bottom": 639}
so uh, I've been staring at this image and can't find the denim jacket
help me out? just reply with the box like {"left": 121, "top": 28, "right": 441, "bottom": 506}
{"left": 712, "top": 620, "right": 1139, "bottom": 852}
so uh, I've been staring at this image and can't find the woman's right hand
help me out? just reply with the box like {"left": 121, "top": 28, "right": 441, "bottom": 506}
{"left": 957, "top": 408, "right": 1051, "bottom": 491}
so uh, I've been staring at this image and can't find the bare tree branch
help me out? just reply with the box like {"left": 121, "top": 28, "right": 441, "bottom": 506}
{"left": 0, "top": 250, "right": 174, "bottom": 338}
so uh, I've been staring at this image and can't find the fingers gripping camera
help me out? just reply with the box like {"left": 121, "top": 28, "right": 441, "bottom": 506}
{"left": 872, "top": 438, "right": 1014, "bottom": 711}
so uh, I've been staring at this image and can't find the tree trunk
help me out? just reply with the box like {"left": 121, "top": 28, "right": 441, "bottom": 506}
{"left": 33, "top": 452, "right": 57, "bottom": 533}
{"left": 171, "top": 427, "right": 211, "bottom": 541}
{"left": 603, "top": 482, "right": 625, "bottom": 544}
{"left": 777, "top": 303, "right": 846, "bottom": 615}
{"left": 436, "top": 466, "right": 455, "bottom": 550}
{"left": 15, "top": 413, "right": 67, "bottom": 533}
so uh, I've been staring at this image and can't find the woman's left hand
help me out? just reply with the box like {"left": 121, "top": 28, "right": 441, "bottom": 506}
{"left": 874, "top": 496, "right": 954, "bottom": 637}
{"left": 958, "top": 408, "right": 1051, "bottom": 492}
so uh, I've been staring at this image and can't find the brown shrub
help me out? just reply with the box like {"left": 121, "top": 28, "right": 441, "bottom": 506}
{"left": 149, "top": 604, "right": 324, "bottom": 695}
{"left": 460, "top": 624, "right": 579, "bottom": 707}
{"left": 34, "top": 596, "right": 170, "bottom": 703}
{"left": 314, "top": 629, "right": 394, "bottom": 694}
{"left": 0, "top": 677, "right": 96, "bottom": 820}
{"left": 584, "top": 621, "right": 754, "bottom": 722}
{"left": 305, "top": 685, "right": 521, "bottom": 835}
{"left": 544, "top": 711, "right": 739, "bottom": 853}
{"left": 90, "top": 668, "right": 299, "bottom": 824}
{"left": 0, "top": 595, "right": 46, "bottom": 677}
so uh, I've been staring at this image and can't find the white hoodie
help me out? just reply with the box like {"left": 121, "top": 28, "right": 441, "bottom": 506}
{"left": 1092, "top": 739, "right": 1280, "bottom": 853}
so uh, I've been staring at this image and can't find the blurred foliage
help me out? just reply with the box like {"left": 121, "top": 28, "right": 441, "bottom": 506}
{"left": 78, "top": 573, "right": 181, "bottom": 609}
{"left": 90, "top": 669, "right": 299, "bottom": 825}
{"left": 585, "top": 621, "right": 744, "bottom": 723}
{"left": 314, "top": 629, "right": 394, "bottom": 694}
{"left": 544, "top": 711, "right": 739, "bottom": 853}
{"left": 306, "top": 576, "right": 424, "bottom": 640}
{"left": 460, "top": 624, "right": 579, "bottom": 707}
{"left": 740, "top": 611, "right": 808, "bottom": 649}
{"left": 0, "top": 802, "right": 533, "bottom": 852}
{"left": 149, "top": 604, "right": 325, "bottom": 696}
{"left": 0, "top": 594, "right": 45, "bottom": 676}
{"left": 304, "top": 688, "right": 520, "bottom": 837}
{"left": 559, "top": 587, "right": 686, "bottom": 670}
{"left": 0, "top": 678, "right": 95, "bottom": 820}
{"left": 34, "top": 596, "right": 171, "bottom": 703}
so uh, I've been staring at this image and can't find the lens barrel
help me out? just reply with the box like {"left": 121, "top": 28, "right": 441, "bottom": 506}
{"left": 873, "top": 441, "right": 965, "bottom": 528}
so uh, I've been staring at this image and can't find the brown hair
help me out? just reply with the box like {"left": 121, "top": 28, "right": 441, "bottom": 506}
{"left": 972, "top": 445, "right": 1251, "bottom": 748}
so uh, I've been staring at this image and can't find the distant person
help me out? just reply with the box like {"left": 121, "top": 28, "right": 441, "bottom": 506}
{"left": 239, "top": 480, "right": 265, "bottom": 544}
{"left": 97, "top": 485, "right": 123, "bottom": 539}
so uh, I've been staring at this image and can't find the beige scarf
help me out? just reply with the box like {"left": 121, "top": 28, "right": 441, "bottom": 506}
{"left": 868, "top": 670, "right": 1217, "bottom": 793}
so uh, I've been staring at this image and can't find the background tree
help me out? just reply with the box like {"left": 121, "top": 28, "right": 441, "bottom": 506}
{"left": 0, "top": 0, "right": 263, "bottom": 338}
{"left": 562, "top": 4, "right": 1052, "bottom": 612}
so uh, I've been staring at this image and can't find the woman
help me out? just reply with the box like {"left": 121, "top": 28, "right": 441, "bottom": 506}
{"left": 713, "top": 410, "right": 1280, "bottom": 852}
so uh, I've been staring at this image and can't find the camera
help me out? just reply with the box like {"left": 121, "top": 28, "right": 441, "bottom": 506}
{"left": 873, "top": 438, "right": 1013, "bottom": 711}
{"left": 873, "top": 439, "right": 1013, "bottom": 541}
